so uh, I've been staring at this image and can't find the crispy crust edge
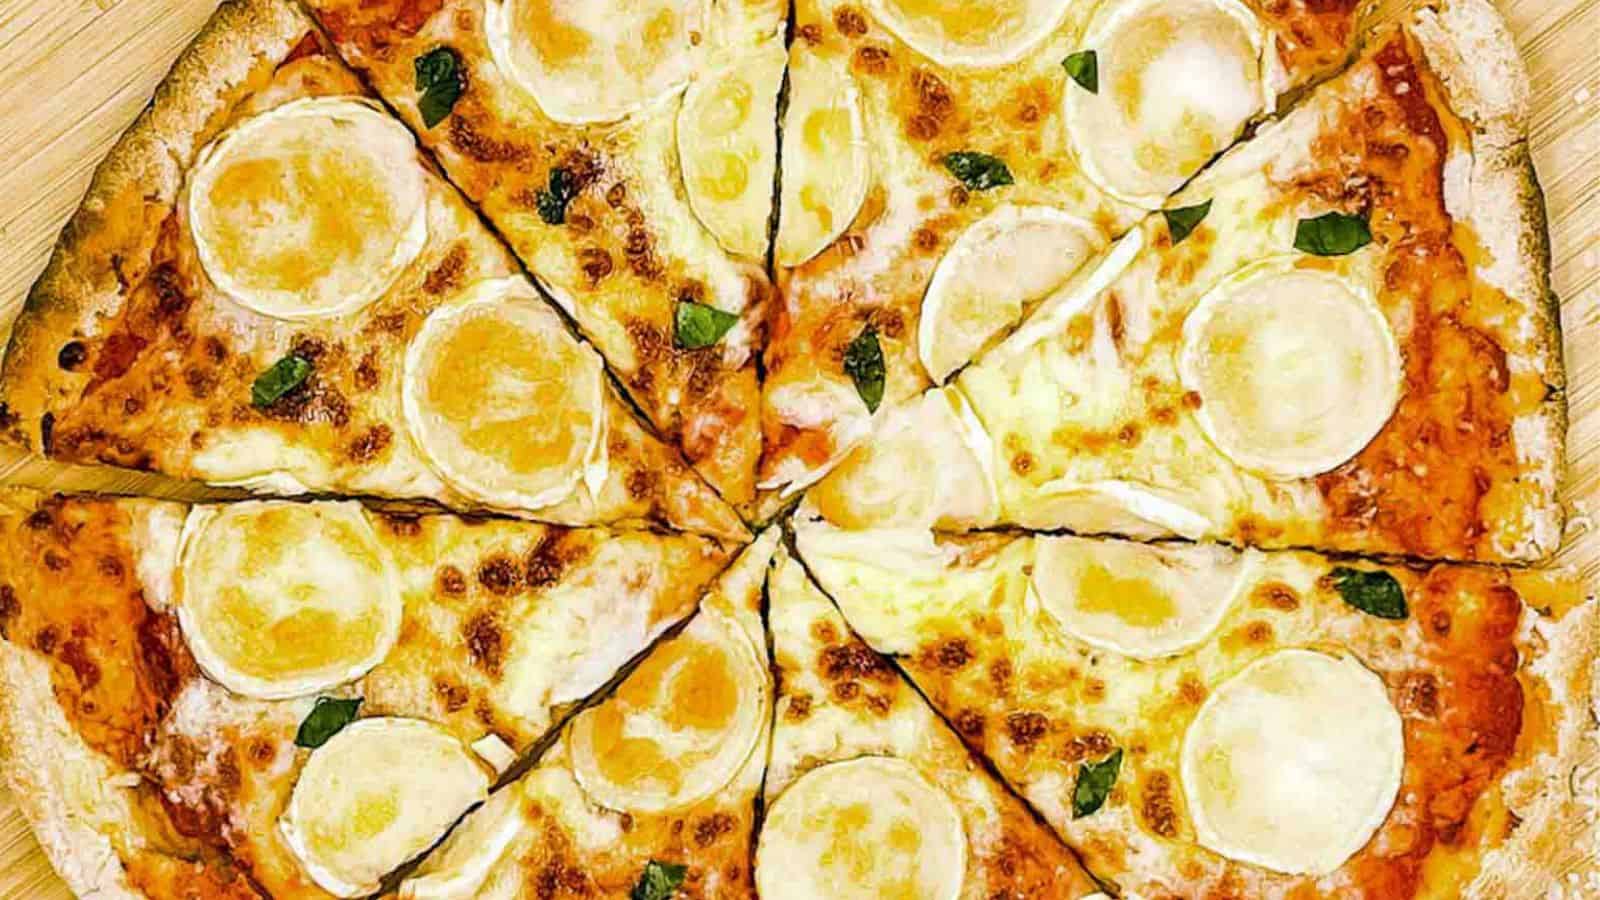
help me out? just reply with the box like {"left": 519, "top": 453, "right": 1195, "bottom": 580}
{"left": 0, "top": 0, "right": 312, "bottom": 451}
{"left": 1409, "top": 0, "right": 1568, "bottom": 562}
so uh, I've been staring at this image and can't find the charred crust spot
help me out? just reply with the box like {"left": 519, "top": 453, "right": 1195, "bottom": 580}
{"left": 1430, "top": 610, "right": 1452, "bottom": 637}
{"left": 149, "top": 262, "right": 190, "bottom": 320}
{"left": 989, "top": 659, "right": 1013, "bottom": 693}
{"left": 906, "top": 69, "right": 953, "bottom": 140}
{"left": 524, "top": 529, "right": 574, "bottom": 588}
{"left": 694, "top": 812, "right": 735, "bottom": 847}
{"left": 1251, "top": 581, "right": 1300, "bottom": 611}
{"left": 354, "top": 351, "right": 381, "bottom": 392}
{"left": 1241, "top": 620, "right": 1273, "bottom": 645}
{"left": 920, "top": 637, "right": 972, "bottom": 671}
{"left": 1141, "top": 772, "right": 1180, "bottom": 838}
{"left": 378, "top": 513, "right": 423, "bottom": 537}
{"left": 477, "top": 555, "right": 522, "bottom": 595}
{"left": 1005, "top": 711, "right": 1049, "bottom": 748}
{"left": 59, "top": 638, "right": 101, "bottom": 690}
{"left": 785, "top": 693, "right": 813, "bottom": 720}
{"left": 464, "top": 612, "right": 505, "bottom": 676}
{"left": 97, "top": 556, "right": 125, "bottom": 579}
{"left": 24, "top": 509, "right": 53, "bottom": 531}
{"left": 833, "top": 7, "right": 868, "bottom": 35}
{"left": 578, "top": 247, "right": 613, "bottom": 284}
{"left": 0, "top": 585, "right": 16, "bottom": 637}
{"left": 534, "top": 858, "right": 593, "bottom": 899}
{"left": 1400, "top": 671, "right": 1440, "bottom": 718}
{"left": 183, "top": 366, "right": 217, "bottom": 399}
{"left": 797, "top": 23, "right": 824, "bottom": 44}
{"left": 864, "top": 693, "right": 892, "bottom": 716}
{"left": 1061, "top": 730, "right": 1114, "bottom": 763}
{"left": 43, "top": 550, "right": 69, "bottom": 572}
{"left": 437, "top": 565, "right": 467, "bottom": 596}
{"left": 94, "top": 332, "right": 148, "bottom": 381}
{"left": 448, "top": 115, "right": 526, "bottom": 163}
{"left": 34, "top": 624, "right": 59, "bottom": 654}
{"left": 853, "top": 44, "right": 891, "bottom": 74}
{"left": 954, "top": 708, "right": 985, "bottom": 739}
{"left": 912, "top": 227, "right": 940, "bottom": 253}
{"left": 624, "top": 227, "right": 662, "bottom": 279}
{"left": 1178, "top": 676, "right": 1207, "bottom": 707}
{"left": 347, "top": 425, "right": 393, "bottom": 463}
{"left": 819, "top": 641, "right": 895, "bottom": 683}
{"left": 57, "top": 341, "right": 88, "bottom": 371}
{"left": 625, "top": 467, "right": 660, "bottom": 503}
{"left": 423, "top": 244, "right": 469, "bottom": 295}
{"left": 832, "top": 680, "right": 861, "bottom": 702}
{"left": 434, "top": 678, "right": 471, "bottom": 712}
{"left": 246, "top": 738, "right": 277, "bottom": 766}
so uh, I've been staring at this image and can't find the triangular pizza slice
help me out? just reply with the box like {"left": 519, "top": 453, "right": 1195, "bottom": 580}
{"left": 0, "top": 490, "right": 732, "bottom": 898}
{"left": 793, "top": 514, "right": 1600, "bottom": 898}
{"left": 803, "top": 0, "right": 1564, "bottom": 563}
{"left": 0, "top": 0, "right": 744, "bottom": 541}
{"left": 397, "top": 528, "right": 780, "bottom": 899}
{"left": 300, "top": 0, "right": 788, "bottom": 510}
{"left": 760, "top": 543, "right": 1104, "bottom": 900}
{"left": 758, "top": 0, "right": 1363, "bottom": 493}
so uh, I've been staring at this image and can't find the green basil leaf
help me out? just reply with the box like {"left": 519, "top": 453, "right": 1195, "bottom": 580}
{"left": 1062, "top": 50, "right": 1098, "bottom": 94}
{"left": 294, "top": 697, "right": 362, "bottom": 749}
{"left": 843, "top": 327, "right": 886, "bottom": 413}
{"left": 1294, "top": 211, "right": 1372, "bottom": 257}
{"left": 1072, "top": 747, "right": 1122, "bottom": 819}
{"left": 414, "top": 47, "right": 464, "bottom": 129}
{"left": 251, "top": 354, "right": 313, "bottom": 409}
{"left": 630, "top": 859, "right": 687, "bottom": 900}
{"left": 1163, "top": 199, "right": 1212, "bottom": 245}
{"left": 674, "top": 300, "right": 740, "bottom": 350}
{"left": 1330, "top": 567, "right": 1408, "bottom": 620}
{"left": 536, "top": 167, "right": 580, "bottom": 225}
{"left": 942, "top": 151, "right": 1014, "bottom": 192}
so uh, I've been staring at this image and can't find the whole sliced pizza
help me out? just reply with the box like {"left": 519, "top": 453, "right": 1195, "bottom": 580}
{"left": 0, "top": 0, "right": 1591, "bottom": 899}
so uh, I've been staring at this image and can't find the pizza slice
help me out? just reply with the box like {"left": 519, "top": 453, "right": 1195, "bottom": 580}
{"left": 758, "top": 0, "right": 1363, "bottom": 492}
{"left": 0, "top": 490, "right": 732, "bottom": 898}
{"left": 397, "top": 528, "right": 779, "bottom": 899}
{"left": 299, "top": 0, "right": 788, "bottom": 510}
{"left": 804, "top": 0, "right": 1565, "bottom": 562}
{"left": 0, "top": 0, "right": 744, "bottom": 541}
{"left": 760, "top": 543, "right": 1105, "bottom": 900}
{"left": 793, "top": 515, "right": 1600, "bottom": 898}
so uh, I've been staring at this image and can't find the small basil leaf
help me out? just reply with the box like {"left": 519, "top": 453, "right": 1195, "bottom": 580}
{"left": 1294, "top": 211, "right": 1372, "bottom": 257}
{"left": 843, "top": 327, "right": 886, "bottom": 413}
{"left": 1330, "top": 567, "right": 1407, "bottom": 620}
{"left": 295, "top": 697, "right": 362, "bottom": 749}
{"left": 536, "top": 167, "right": 580, "bottom": 225}
{"left": 1063, "top": 50, "right": 1098, "bottom": 94}
{"left": 942, "top": 151, "right": 1014, "bottom": 192}
{"left": 674, "top": 300, "right": 740, "bottom": 350}
{"left": 251, "top": 354, "right": 313, "bottom": 409}
{"left": 1072, "top": 747, "right": 1122, "bottom": 819}
{"left": 630, "top": 859, "right": 687, "bottom": 900}
{"left": 1163, "top": 199, "right": 1212, "bottom": 245}
{"left": 414, "top": 47, "right": 464, "bottom": 128}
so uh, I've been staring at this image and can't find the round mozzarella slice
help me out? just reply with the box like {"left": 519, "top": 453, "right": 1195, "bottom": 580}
{"left": 775, "top": 51, "right": 868, "bottom": 267}
{"left": 188, "top": 97, "right": 427, "bottom": 320}
{"left": 280, "top": 718, "right": 491, "bottom": 898}
{"left": 1032, "top": 536, "right": 1247, "bottom": 659}
{"left": 176, "top": 502, "right": 402, "bottom": 700}
{"left": 1066, "top": 0, "right": 1268, "bottom": 207}
{"left": 919, "top": 206, "right": 1101, "bottom": 384}
{"left": 758, "top": 757, "right": 967, "bottom": 900}
{"left": 485, "top": 0, "right": 704, "bottom": 124}
{"left": 1178, "top": 261, "right": 1402, "bottom": 479}
{"left": 403, "top": 278, "right": 606, "bottom": 511}
{"left": 866, "top": 0, "right": 1068, "bottom": 68}
{"left": 809, "top": 388, "right": 997, "bottom": 530}
{"left": 679, "top": 40, "right": 786, "bottom": 258}
{"left": 569, "top": 607, "right": 768, "bottom": 813}
{"left": 1181, "top": 649, "right": 1404, "bottom": 875}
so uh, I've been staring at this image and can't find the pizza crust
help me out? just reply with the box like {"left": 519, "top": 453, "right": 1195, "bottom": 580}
{"left": 1410, "top": 0, "right": 1568, "bottom": 560}
{"left": 0, "top": 0, "right": 311, "bottom": 452}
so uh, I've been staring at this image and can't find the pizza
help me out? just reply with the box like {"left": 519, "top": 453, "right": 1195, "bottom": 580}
{"left": 805, "top": 0, "right": 1566, "bottom": 562}
{"left": 296, "top": 0, "right": 786, "bottom": 510}
{"left": 0, "top": 0, "right": 745, "bottom": 541}
{"left": 762, "top": 545, "right": 1102, "bottom": 900}
{"left": 793, "top": 513, "right": 1599, "bottom": 898}
{"left": 0, "top": 489, "right": 731, "bottom": 897}
{"left": 0, "top": 0, "right": 1593, "bottom": 897}
{"left": 400, "top": 528, "right": 778, "bottom": 899}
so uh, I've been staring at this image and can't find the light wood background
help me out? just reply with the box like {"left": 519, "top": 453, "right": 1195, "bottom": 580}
{"left": 0, "top": 0, "right": 1595, "bottom": 896}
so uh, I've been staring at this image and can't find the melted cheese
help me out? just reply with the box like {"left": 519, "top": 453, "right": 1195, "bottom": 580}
{"left": 866, "top": 0, "right": 1068, "bottom": 68}
{"left": 758, "top": 757, "right": 967, "bottom": 900}
{"left": 919, "top": 205, "right": 1103, "bottom": 384}
{"left": 403, "top": 278, "right": 607, "bottom": 511}
{"left": 279, "top": 718, "right": 491, "bottom": 897}
{"left": 679, "top": 38, "right": 785, "bottom": 258}
{"left": 1178, "top": 260, "right": 1402, "bottom": 479}
{"left": 1067, "top": 0, "right": 1268, "bottom": 207}
{"left": 176, "top": 502, "right": 402, "bottom": 700}
{"left": 776, "top": 48, "right": 869, "bottom": 266}
{"left": 188, "top": 97, "right": 427, "bottom": 319}
{"left": 1181, "top": 649, "right": 1405, "bottom": 876}
{"left": 485, "top": 0, "right": 705, "bottom": 124}
{"left": 399, "top": 786, "right": 528, "bottom": 900}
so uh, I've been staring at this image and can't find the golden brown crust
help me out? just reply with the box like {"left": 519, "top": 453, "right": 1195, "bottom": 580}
{"left": 0, "top": 0, "right": 313, "bottom": 451}
{"left": 1410, "top": 0, "right": 1567, "bottom": 560}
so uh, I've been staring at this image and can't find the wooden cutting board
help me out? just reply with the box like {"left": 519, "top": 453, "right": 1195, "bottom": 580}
{"left": 0, "top": 0, "right": 1596, "bottom": 896}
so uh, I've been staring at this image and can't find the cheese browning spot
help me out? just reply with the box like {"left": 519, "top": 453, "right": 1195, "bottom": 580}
{"left": 757, "top": 757, "right": 967, "bottom": 900}
{"left": 569, "top": 608, "right": 768, "bottom": 813}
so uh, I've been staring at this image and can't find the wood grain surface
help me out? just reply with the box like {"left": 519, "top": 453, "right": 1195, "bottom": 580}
{"left": 0, "top": 0, "right": 1596, "bottom": 896}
